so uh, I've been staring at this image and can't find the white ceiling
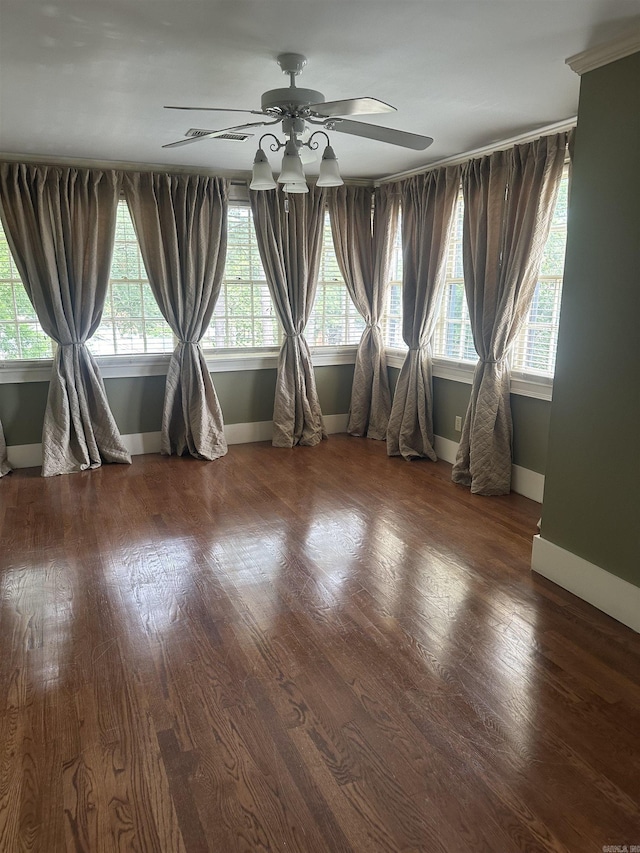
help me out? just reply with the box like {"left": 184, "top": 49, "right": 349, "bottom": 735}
{"left": 1, "top": 1, "right": 639, "bottom": 181}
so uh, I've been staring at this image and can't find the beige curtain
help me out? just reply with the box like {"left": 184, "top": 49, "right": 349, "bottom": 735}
{"left": 123, "top": 172, "right": 228, "bottom": 460}
{"left": 250, "top": 185, "right": 326, "bottom": 447}
{"left": 451, "top": 133, "right": 567, "bottom": 494}
{"left": 327, "top": 184, "right": 399, "bottom": 440}
{"left": 0, "top": 421, "right": 10, "bottom": 476}
{"left": 387, "top": 165, "right": 461, "bottom": 460}
{"left": 0, "top": 164, "right": 131, "bottom": 477}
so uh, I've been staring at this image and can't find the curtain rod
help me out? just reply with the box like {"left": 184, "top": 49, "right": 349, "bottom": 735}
{"left": 2, "top": 117, "right": 576, "bottom": 190}
{"left": 376, "top": 117, "right": 576, "bottom": 185}
{"left": 0, "top": 151, "right": 254, "bottom": 181}
{"left": 0, "top": 151, "right": 373, "bottom": 187}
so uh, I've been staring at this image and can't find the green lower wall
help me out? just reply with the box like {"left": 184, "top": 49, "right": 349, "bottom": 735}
{"left": 0, "top": 363, "right": 355, "bottom": 446}
{"left": 510, "top": 395, "right": 551, "bottom": 475}
{"left": 105, "top": 376, "right": 166, "bottom": 435}
{"left": 1, "top": 361, "right": 548, "bottom": 476}
{"left": 0, "top": 381, "right": 48, "bottom": 446}
{"left": 388, "top": 367, "right": 551, "bottom": 474}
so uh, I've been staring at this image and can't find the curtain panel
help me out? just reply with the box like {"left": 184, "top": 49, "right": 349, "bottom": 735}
{"left": 387, "top": 165, "right": 461, "bottom": 460}
{"left": 451, "top": 133, "right": 567, "bottom": 495}
{"left": 250, "top": 185, "right": 326, "bottom": 448}
{"left": 0, "top": 163, "right": 131, "bottom": 476}
{"left": 123, "top": 172, "right": 229, "bottom": 460}
{"left": 0, "top": 422, "right": 10, "bottom": 476}
{"left": 327, "top": 184, "right": 399, "bottom": 440}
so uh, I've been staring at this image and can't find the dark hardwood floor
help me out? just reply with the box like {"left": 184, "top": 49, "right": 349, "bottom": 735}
{"left": 1, "top": 435, "right": 639, "bottom": 852}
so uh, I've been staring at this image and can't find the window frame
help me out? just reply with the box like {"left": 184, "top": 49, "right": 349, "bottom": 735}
{"left": 0, "top": 174, "right": 564, "bottom": 402}
{"left": 383, "top": 163, "right": 570, "bottom": 403}
{"left": 306, "top": 210, "right": 365, "bottom": 347}
{"left": 0, "top": 198, "right": 360, "bottom": 383}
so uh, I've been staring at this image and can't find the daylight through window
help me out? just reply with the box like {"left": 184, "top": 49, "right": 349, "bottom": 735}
{"left": 92, "top": 201, "right": 174, "bottom": 356}
{"left": 203, "top": 205, "right": 278, "bottom": 349}
{"left": 386, "top": 165, "right": 570, "bottom": 378}
{"left": 0, "top": 222, "right": 54, "bottom": 359}
{"left": 382, "top": 222, "right": 403, "bottom": 348}
{"left": 306, "top": 212, "right": 364, "bottom": 346}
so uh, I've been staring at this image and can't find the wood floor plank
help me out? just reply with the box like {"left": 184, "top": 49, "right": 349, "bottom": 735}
{"left": 1, "top": 435, "right": 639, "bottom": 851}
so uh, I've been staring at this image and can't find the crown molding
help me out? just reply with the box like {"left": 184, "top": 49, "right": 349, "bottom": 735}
{"left": 377, "top": 118, "right": 575, "bottom": 184}
{"left": 566, "top": 28, "right": 640, "bottom": 75}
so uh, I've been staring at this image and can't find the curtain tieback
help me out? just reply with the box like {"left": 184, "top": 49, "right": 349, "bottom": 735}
{"left": 284, "top": 332, "right": 302, "bottom": 338}
{"left": 365, "top": 321, "right": 381, "bottom": 329}
{"left": 179, "top": 339, "right": 200, "bottom": 345}
{"left": 60, "top": 342, "right": 85, "bottom": 347}
{"left": 480, "top": 357, "right": 502, "bottom": 364}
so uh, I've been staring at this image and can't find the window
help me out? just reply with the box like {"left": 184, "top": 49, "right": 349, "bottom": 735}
{"left": 306, "top": 212, "right": 364, "bottom": 346}
{"left": 432, "top": 193, "right": 476, "bottom": 361}
{"left": 0, "top": 203, "right": 175, "bottom": 360}
{"left": 510, "top": 169, "right": 569, "bottom": 375}
{"left": 387, "top": 166, "right": 570, "bottom": 378}
{"left": 90, "top": 202, "right": 174, "bottom": 356}
{"left": 0, "top": 222, "right": 54, "bottom": 359}
{"left": 1, "top": 199, "right": 377, "bottom": 365}
{"left": 203, "top": 205, "right": 279, "bottom": 349}
{"left": 382, "top": 222, "right": 403, "bottom": 348}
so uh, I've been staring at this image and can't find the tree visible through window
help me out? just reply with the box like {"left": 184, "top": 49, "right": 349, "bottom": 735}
{"left": 510, "top": 170, "right": 568, "bottom": 374}
{"left": 91, "top": 201, "right": 174, "bottom": 356}
{"left": 306, "top": 212, "right": 364, "bottom": 346}
{"left": 386, "top": 165, "right": 570, "bottom": 378}
{"left": 0, "top": 223, "right": 54, "bottom": 359}
{"left": 1, "top": 197, "right": 436, "bottom": 361}
{"left": 203, "top": 205, "right": 278, "bottom": 349}
{"left": 432, "top": 193, "right": 476, "bottom": 361}
{"left": 382, "top": 222, "right": 403, "bottom": 348}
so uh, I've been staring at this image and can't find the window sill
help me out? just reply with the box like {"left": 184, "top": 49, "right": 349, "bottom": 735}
{"left": 385, "top": 349, "right": 553, "bottom": 402}
{"left": 0, "top": 345, "right": 359, "bottom": 384}
{"left": 0, "top": 346, "right": 552, "bottom": 401}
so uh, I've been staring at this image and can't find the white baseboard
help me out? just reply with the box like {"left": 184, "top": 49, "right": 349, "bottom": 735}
{"left": 224, "top": 413, "right": 348, "bottom": 445}
{"left": 532, "top": 535, "right": 640, "bottom": 634}
{"left": 5, "top": 414, "right": 351, "bottom": 469}
{"left": 6, "top": 433, "right": 164, "bottom": 468}
{"left": 323, "top": 413, "right": 350, "bottom": 434}
{"left": 122, "top": 431, "right": 161, "bottom": 455}
{"left": 511, "top": 464, "right": 545, "bottom": 503}
{"left": 224, "top": 420, "right": 273, "bottom": 445}
{"left": 433, "top": 435, "right": 459, "bottom": 465}
{"left": 6, "top": 442, "right": 43, "bottom": 469}
{"left": 434, "top": 434, "right": 544, "bottom": 502}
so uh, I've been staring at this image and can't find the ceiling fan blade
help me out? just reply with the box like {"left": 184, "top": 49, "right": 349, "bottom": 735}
{"left": 327, "top": 118, "right": 433, "bottom": 150}
{"left": 309, "top": 97, "right": 396, "bottom": 117}
{"left": 162, "top": 120, "right": 274, "bottom": 149}
{"left": 165, "top": 105, "right": 266, "bottom": 115}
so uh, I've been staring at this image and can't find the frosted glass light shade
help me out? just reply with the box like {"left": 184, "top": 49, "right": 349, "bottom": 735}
{"left": 250, "top": 149, "right": 277, "bottom": 190}
{"left": 278, "top": 140, "right": 306, "bottom": 184}
{"left": 316, "top": 145, "right": 343, "bottom": 187}
{"left": 282, "top": 181, "right": 309, "bottom": 194}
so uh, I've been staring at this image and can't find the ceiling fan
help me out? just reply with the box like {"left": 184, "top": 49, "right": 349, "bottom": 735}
{"left": 162, "top": 53, "right": 433, "bottom": 190}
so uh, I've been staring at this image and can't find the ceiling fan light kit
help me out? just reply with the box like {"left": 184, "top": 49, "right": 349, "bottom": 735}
{"left": 164, "top": 52, "right": 433, "bottom": 191}
{"left": 282, "top": 181, "right": 309, "bottom": 195}
{"left": 316, "top": 145, "right": 343, "bottom": 187}
{"left": 277, "top": 139, "right": 308, "bottom": 184}
{"left": 249, "top": 148, "right": 277, "bottom": 190}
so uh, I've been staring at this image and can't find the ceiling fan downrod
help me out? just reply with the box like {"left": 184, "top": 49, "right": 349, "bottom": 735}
{"left": 261, "top": 54, "right": 325, "bottom": 116}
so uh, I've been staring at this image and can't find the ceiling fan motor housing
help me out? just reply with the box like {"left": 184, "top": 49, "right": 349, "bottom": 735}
{"left": 261, "top": 87, "right": 325, "bottom": 114}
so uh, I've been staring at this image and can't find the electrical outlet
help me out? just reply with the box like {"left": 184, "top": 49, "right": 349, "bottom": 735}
{"left": 454, "top": 415, "right": 462, "bottom": 432}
